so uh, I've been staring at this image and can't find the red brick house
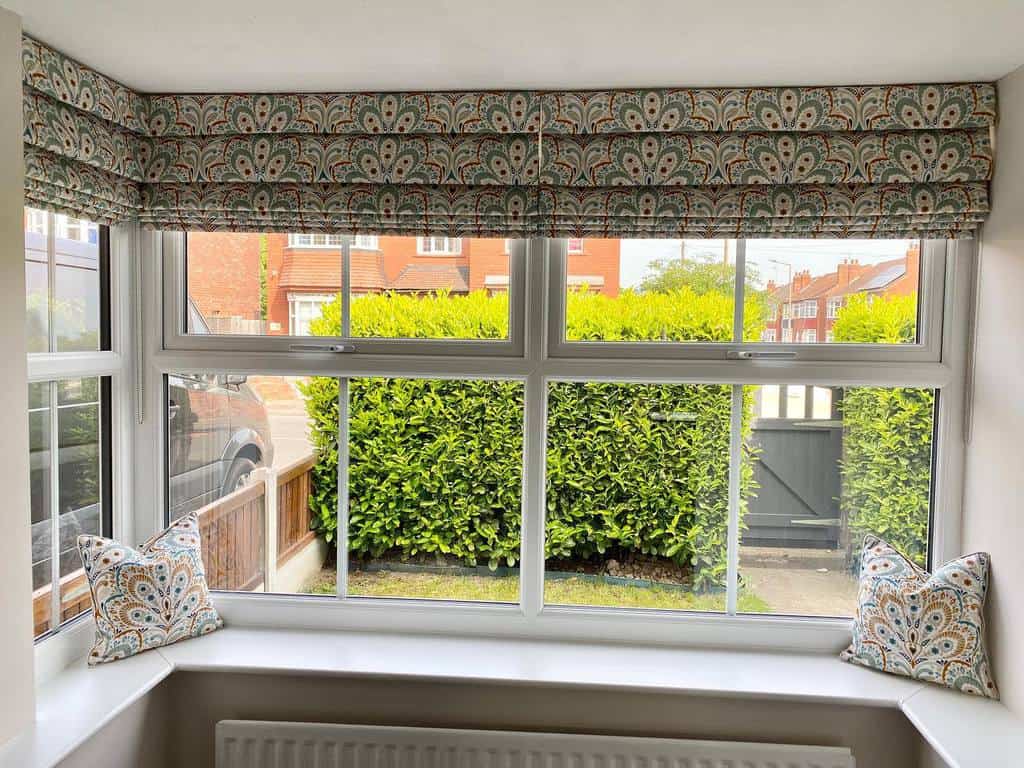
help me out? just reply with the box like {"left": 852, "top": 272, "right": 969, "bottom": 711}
{"left": 187, "top": 234, "right": 621, "bottom": 335}
{"left": 762, "top": 243, "right": 921, "bottom": 343}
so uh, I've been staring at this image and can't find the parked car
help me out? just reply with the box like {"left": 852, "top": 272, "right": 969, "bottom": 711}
{"left": 166, "top": 301, "right": 274, "bottom": 520}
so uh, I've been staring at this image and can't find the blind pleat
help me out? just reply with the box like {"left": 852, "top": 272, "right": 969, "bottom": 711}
{"left": 22, "top": 35, "right": 996, "bottom": 238}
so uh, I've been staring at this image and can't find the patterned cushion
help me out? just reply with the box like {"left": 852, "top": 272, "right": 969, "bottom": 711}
{"left": 840, "top": 535, "right": 998, "bottom": 698}
{"left": 78, "top": 513, "right": 223, "bottom": 665}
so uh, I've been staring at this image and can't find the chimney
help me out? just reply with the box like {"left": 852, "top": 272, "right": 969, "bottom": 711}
{"left": 792, "top": 269, "right": 812, "bottom": 294}
{"left": 766, "top": 279, "right": 777, "bottom": 292}
{"left": 836, "top": 258, "right": 865, "bottom": 288}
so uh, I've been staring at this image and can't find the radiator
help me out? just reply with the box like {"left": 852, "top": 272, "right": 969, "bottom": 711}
{"left": 215, "top": 721, "right": 856, "bottom": 768}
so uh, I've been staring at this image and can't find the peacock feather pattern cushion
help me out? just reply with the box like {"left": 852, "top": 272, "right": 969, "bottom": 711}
{"left": 840, "top": 535, "right": 998, "bottom": 698}
{"left": 78, "top": 513, "right": 223, "bottom": 665}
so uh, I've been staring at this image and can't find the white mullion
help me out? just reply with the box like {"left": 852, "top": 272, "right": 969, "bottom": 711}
{"left": 47, "top": 380, "right": 61, "bottom": 633}
{"left": 336, "top": 376, "right": 350, "bottom": 599}
{"left": 519, "top": 237, "right": 549, "bottom": 618}
{"left": 46, "top": 211, "right": 56, "bottom": 354}
{"left": 336, "top": 238, "right": 352, "bottom": 598}
{"left": 725, "top": 385, "right": 743, "bottom": 615}
{"left": 724, "top": 240, "right": 746, "bottom": 615}
{"left": 341, "top": 238, "right": 352, "bottom": 338}
{"left": 732, "top": 239, "right": 746, "bottom": 344}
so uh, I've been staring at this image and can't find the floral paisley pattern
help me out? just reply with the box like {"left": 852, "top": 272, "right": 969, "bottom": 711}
{"left": 841, "top": 536, "right": 998, "bottom": 699}
{"left": 21, "top": 34, "right": 997, "bottom": 237}
{"left": 78, "top": 514, "right": 223, "bottom": 665}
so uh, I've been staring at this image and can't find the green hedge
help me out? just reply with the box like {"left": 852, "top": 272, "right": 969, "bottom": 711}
{"left": 832, "top": 293, "right": 933, "bottom": 565}
{"left": 301, "top": 289, "right": 754, "bottom": 590}
{"left": 301, "top": 286, "right": 932, "bottom": 583}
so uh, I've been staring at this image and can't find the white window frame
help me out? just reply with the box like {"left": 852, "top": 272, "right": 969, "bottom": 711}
{"left": 164, "top": 233, "right": 526, "bottom": 357}
{"left": 566, "top": 238, "right": 584, "bottom": 254}
{"left": 801, "top": 329, "right": 817, "bottom": 343}
{"left": 548, "top": 239, "right": 946, "bottom": 363}
{"left": 827, "top": 297, "right": 843, "bottom": 319}
{"left": 761, "top": 329, "right": 776, "bottom": 342}
{"left": 140, "top": 234, "right": 971, "bottom": 654}
{"left": 30, "top": 213, "right": 135, "bottom": 680}
{"left": 417, "top": 236, "right": 462, "bottom": 255}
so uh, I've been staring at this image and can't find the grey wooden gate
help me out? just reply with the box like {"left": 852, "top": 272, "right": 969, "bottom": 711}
{"left": 745, "top": 418, "right": 843, "bottom": 549}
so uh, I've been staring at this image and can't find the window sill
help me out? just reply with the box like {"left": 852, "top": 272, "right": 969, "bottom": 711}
{"left": 6, "top": 626, "right": 1021, "bottom": 768}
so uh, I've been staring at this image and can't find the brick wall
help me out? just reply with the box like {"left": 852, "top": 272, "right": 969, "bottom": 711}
{"left": 568, "top": 238, "right": 621, "bottom": 297}
{"left": 186, "top": 232, "right": 262, "bottom": 322}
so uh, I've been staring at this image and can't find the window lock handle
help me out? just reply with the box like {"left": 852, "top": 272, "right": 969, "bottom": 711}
{"left": 727, "top": 350, "right": 798, "bottom": 360}
{"left": 288, "top": 343, "right": 356, "bottom": 353}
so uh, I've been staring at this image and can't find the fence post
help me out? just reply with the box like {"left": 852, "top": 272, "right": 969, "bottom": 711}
{"left": 260, "top": 467, "right": 278, "bottom": 593}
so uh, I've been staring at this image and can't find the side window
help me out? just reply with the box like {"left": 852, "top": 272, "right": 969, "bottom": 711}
{"left": 25, "top": 208, "right": 113, "bottom": 640}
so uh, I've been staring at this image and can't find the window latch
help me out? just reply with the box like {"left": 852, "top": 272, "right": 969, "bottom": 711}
{"left": 288, "top": 343, "right": 356, "bottom": 353}
{"left": 727, "top": 350, "right": 798, "bottom": 360}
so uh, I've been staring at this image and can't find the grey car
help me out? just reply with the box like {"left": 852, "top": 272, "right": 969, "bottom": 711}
{"left": 166, "top": 301, "right": 274, "bottom": 521}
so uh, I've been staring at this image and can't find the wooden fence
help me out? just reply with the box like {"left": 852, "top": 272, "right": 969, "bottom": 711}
{"left": 33, "top": 453, "right": 318, "bottom": 636}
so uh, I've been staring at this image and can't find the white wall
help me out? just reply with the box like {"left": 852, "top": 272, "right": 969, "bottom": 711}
{"left": 163, "top": 672, "right": 921, "bottom": 768}
{"left": 0, "top": 5, "right": 34, "bottom": 747}
{"left": 963, "top": 62, "right": 1024, "bottom": 718}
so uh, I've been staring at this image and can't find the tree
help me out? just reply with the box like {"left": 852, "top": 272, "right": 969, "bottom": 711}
{"left": 639, "top": 253, "right": 762, "bottom": 297}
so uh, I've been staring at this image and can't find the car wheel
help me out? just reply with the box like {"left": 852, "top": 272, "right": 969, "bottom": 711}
{"left": 223, "top": 456, "right": 259, "bottom": 495}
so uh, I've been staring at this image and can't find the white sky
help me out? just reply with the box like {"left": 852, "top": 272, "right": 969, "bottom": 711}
{"left": 619, "top": 239, "right": 916, "bottom": 290}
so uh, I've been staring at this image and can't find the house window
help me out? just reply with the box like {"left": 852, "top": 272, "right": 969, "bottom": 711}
{"left": 827, "top": 297, "right": 843, "bottom": 319}
{"left": 288, "top": 293, "right": 336, "bottom": 336}
{"left": 160, "top": 234, "right": 952, "bottom": 637}
{"left": 288, "top": 233, "right": 344, "bottom": 248}
{"left": 826, "top": 331, "right": 835, "bottom": 343}
{"left": 23, "top": 208, "right": 114, "bottom": 641}
{"left": 794, "top": 300, "right": 818, "bottom": 319}
{"left": 352, "top": 235, "right": 379, "bottom": 250}
{"left": 567, "top": 238, "right": 584, "bottom": 254}
{"left": 417, "top": 236, "right": 462, "bottom": 255}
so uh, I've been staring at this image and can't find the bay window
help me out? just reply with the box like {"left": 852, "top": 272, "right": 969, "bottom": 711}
{"left": 148, "top": 232, "right": 967, "bottom": 651}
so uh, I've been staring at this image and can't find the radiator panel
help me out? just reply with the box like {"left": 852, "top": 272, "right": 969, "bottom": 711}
{"left": 216, "top": 721, "right": 856, "bottom": 768}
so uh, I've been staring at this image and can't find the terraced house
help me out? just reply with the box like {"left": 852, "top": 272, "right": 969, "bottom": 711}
{"left": 186, "top": 233, "right": 621, "bottom": 335}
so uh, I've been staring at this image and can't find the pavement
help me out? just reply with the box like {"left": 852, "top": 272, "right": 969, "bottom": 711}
{"left": 741, "top": 564, "right": 858, "bottom": 617}
{"left": 248, "top": 376, "right": 316, "bottom": 469}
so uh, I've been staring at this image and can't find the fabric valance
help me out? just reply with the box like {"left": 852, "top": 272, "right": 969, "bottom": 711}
{"left": 22, "top": 35, "right": 996, "bottom": 238}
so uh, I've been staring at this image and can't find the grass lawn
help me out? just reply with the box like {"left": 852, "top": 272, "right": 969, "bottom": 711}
{"left": 304, "top": 569, "right": 771, "bottom": 613}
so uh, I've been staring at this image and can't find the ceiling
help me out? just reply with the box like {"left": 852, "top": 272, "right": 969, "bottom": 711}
{"left": 6, "top": 0, "right": 1024, "bottom": 93}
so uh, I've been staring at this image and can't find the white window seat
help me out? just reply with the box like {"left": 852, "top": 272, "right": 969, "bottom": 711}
{"left": 1, "top": 627, "right": 1020, "bottom": 768}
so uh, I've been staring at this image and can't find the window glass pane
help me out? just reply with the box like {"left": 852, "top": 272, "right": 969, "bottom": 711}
{"left": 30, "top": 377, "right": 107, "bottom": 638}
{"left": 544, "top": 382, "right": 740, "bottom": 612}
{"left": 53, "top": 215, "right": 101, "bottom": 352}
{"left": 745, "top": 239, "right": 921, "bottom": 345}
{"left": 28, "top": 382, "right": 52, "bottom": 637}
{"left": 24, "top": 209, "right": 104, "bottom": 354}
{"left": 739, "top": 384, "right": 935, "bottom": 617}
{"left": 342, "top": 377, "right": 524, "bottom": 602}
{"left": 56, "top": 377, "right": 102, "bottom": 627}
{"left": 165, "top": 374, "right": 330, "bottom": 595}
{"left": 25, "top": 210, "right": 48, "bottom": 353}
{"left": 564, "top": 239, "right": 741, "bottom": 343}
{"left": 185, "top": 233, "right": 512, "bottom": 340}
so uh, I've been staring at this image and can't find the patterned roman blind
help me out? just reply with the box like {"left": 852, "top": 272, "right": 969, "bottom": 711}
{"left": 22, "top": 35, "right": 996, "bottom": 238}
{"left": 22, "top": 36, "right": 145, "bottom": 225}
